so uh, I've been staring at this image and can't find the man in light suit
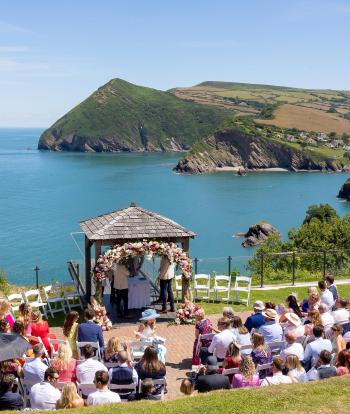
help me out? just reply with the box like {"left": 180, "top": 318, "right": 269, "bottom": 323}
{"left": 113, "top": 261, "right": 131, "bottom": 318}
{"left": 158, "top": 256, "right": 175, "bottom": 314}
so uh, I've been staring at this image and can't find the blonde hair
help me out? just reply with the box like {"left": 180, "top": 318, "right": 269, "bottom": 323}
{"left": 194, "top": 308, "right": 205, "bottom": 319}
{"left": 226, "top": 342, "right": 240, "bottom": 358}
{"left": 239, "top": 356, "right": 256, "bottom": 380}
{"left": 18, "top": 303, "right": 32, "bottom": 329}
{"left": 307, "top": 310, "right": 322, "bottom": 326}
{"left": 0, "top": 299, "right": 10, "bottom": 317}
{"left": 180, "top": 378, "right": 193, "bottom": 395}
{"left": 252, "top": 333, "right": 269, "bottom": 356}
{"left": 105, "top": 337, "right": 121, "bottom": 361}
{"left": 53, "top": 342, "right": 72, "bottom": 370}
{"left": 308, "top": 287, "right": 318, "bottom": 296}
{"left": 57, "top": 382, "right": 80, "bottom": 408}
{"left": 286, "top": 354, "right": 302, "bottom": 371}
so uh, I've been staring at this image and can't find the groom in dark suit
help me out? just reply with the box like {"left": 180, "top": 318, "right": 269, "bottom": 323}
{"left": 77, "top": 308, "right": 105, "bottom": 353}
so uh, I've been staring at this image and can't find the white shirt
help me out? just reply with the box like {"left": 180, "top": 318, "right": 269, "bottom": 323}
{"left": 303, "top": 338, "right": 332, "bottom": 366}
{"left": 30, "top": 381, "right": 61, "bottom": 410}
{"left": 23, "top": 358, "right": 48, "bottom": 384}
{"left": 332, "top": 308, "right": 349, "bottom": 324}
{"left": 289, "top": 368, "right": 308, "bottom": 383}
{"left": 321, "top": 312, "right": 335, "bottom": 329}
{"left": 108, "top": 362, "right": 138, "bottom": 384}
{"left": 208, "top": 329, "right": 236, "bottom": 359}
{"left": 76, "top": 358, "right": 108, "bottom": 384}
{"left": 280, "top": 342, "right": 304, "bottom": 361}
{"left": 320, "top": 289, "right": 334, "bottom": 309}
{"left": 87, "top": 389, "right": 121, "bottom": 405}
{"left": 260, "top": 372, "right": 293, "bottom": 386}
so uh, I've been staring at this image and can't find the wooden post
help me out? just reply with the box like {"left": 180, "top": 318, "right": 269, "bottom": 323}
{"left": 181, "top": 238, "right": 191, "bottom": 302}
{"left": 85, "top": 236, "right": 93, "bottom": 301}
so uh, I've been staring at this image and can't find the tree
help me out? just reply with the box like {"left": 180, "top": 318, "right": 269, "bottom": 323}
{"left": 303, "top": 204, "right": 338, "bottom": 224}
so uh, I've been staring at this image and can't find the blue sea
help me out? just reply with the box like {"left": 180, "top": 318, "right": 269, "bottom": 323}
{"left": 1, "top": 128, "right": 350, "bottom": 286}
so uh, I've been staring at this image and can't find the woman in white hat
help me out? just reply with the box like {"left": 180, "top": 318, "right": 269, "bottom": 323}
{"left": 283, "top": 313, "right": 305, "bottom": 338}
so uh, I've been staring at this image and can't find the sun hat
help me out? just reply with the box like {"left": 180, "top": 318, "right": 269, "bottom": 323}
{"left": 206, "top": 355, "right": 218, "bottom": 371}
{"left": 139, "top": 308, "right": 160, "bottom": 321}
{"left": 284, "top": 312, "right": 301, "bottom": 327}
{"left": 262, "top": 308, "right": 277, "bottom": 320}
{"left": 253, "top": 300, "right": 265, "bottom": 311}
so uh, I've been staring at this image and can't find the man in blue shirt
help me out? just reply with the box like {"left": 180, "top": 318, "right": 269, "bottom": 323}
{"left": 0, "top": 374, "right": 24, "bottom": 411}
{"left": 78, "top": 308, "right": 105, "bottom": 353}
{"left": 258, "top": 309, "right": 283, "bottom": 342}
{"left": 303, "top": 325, "right": 332, "bottom": 371}
{"left": 244, "top": 300, "right": 265, "bottom": 332}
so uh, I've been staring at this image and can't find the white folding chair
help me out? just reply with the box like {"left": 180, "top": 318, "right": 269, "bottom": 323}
{"left": 174, "top": 275, "right": 183, "bottom": 302}
{"left": 267, "top": 341, "right": 286, "bottom": 355}
{"left": 232, "top": 276, "right": 252, "bottom": 305}
{"left": 128, "top": 340, "right": 146, "bottom": 360}
{"left": 42, "top": 284, "right": 68, "bottom": 318}
{"left": 256, "top": 362, "right": 273, "bottom": 372}
{"left": 239, "top": 344, "right": 253, "bottom": 353}
{"left": 137, "top": 377, "right": 166, "bottom": 400}
{"left": 76, "top": 341, "right": 101, "bottom": 361}
{"left": 222, "top": 367, "right": 239, "bottom": 377}
{"left": 109, "top": 382, "right": 138, "bottom": 401}
{"left": 213, "top": 275, "right": 231, "bottom": 303}
{"left": 23, "top": 289, "right": 48, "bottom": 319}
{"left": 77, "top": 382, "right": 95, "bottom": 398}
{"left": 193, "top": 274, "right": 211, "bottom": 301}
{"left": 19, "top": 378, "right": 38, "bottom": 408}
{"left": 195, "top": 333, "right": 215, "bottom": 356}
{"left": 62, "top": 282, "right": 84, "bottom": 311}
{"left": 48, "top": 338, "right": 67, "bottom": 358}
{"left": 6, "top": 293, "right": 24, "bottom": 315}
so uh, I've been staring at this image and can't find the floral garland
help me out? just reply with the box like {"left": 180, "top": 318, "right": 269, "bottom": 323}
{"left": 93, "top": 239, "right": 192, "bottom": 283}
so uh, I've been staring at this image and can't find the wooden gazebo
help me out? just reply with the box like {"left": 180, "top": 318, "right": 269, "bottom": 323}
{"left": 80, "top": 202, "right": 196, "bottom": 299}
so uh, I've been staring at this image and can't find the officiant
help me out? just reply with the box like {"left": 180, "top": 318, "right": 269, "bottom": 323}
{"left": 111, "top": 260, "right": 131, "bottom": 318}
{"left": 158, "top": 256, "right": 175, "bottom": 314}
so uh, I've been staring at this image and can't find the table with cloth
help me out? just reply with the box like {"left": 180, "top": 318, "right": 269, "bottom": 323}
{"left": 128, "top": 277, "right": 151, "bottom": 309}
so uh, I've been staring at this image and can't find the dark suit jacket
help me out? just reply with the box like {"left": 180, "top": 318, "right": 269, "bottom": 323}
{"left": 244, "top": 312, "right": 265, "bottom": 332}
{"left": 77, "top": 321, "right": 105, "bottom": 350}
{"left": 195, "top": 373, "right": 231, "bottom": 393}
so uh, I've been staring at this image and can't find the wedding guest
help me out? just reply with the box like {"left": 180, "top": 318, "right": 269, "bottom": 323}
{"left": 232, "top": 356, "right": 260, "bottom": 389}
{"left": 316, "top": 350, "right": 337, "bottom": 379}
{"left": 284, "top": 295, "right": 303, "bottom": 319}
{"left": 208, "top": 318, "right": 236, "bottom": 362}
{"left": 77, "top": 308, "right": 105, "bottom": 353}
{"left": 63, "top": 311, "right": 79, "bottom": 359}
{"left": 30, "top": 368, "right": 61, "bottom": 410}
{"left": 300, "top": 287, "right": 320, "bottom": 313}
{"left": 195, "top": 356, "right": 230, "bottom": 393}
{"left": 180, "top": 378, "right": 194, "bottom": 396}
{"left": 76, "top": 345, "right": 107, "bottom": 384}
{"left": 258, "top": 309, "right": 283, "bottom": 342}
{"left": 303, "top": 325, "right": 332, "bottom": 370}
{"left": 332, "top": 299, "right": 350, "bottom": 328}
{"left": 330, "top": 324, "right": 346, "bottom": 355}
{"left": 0, "top": 300, "right": 15, "bottom": 329}
{"left": 0, "top": 319, "right": 10, "bottom": 333}
{"left": 0, "top": 374, "right": 24, "bottom": 411}
{"left": 260, "top": 357, "right": 292, "bottom": 386}
{"left": 304, "top": 310, "right": 323, "bottom": 336}
{"left": 18, "top": 303, "right": 33, "bottom": 336}
{"left": 23, "top": 343, "right": 47, "bottom": 385}
{"left": 280, "top": 331, "right": 304, "bottom": 361}
{"left": 109, "top": 350, "right": 138, "bottom": 396}
{"left": 221, "top": 342, "right": 241, "bottom": 383}
{"left": 244, "top": 301, "right": 265, "bottom": 332}
{"left": 318, "top": 303, "right": 335, "bottom": 330}
{"left": 192, "top": 308, "right": 212, "bottom": 364}
{"left": 86, "top": 371, "right": 121, "bottom": 406}
{"left": 56, "top": 382, "right": 84, "bottom": 409}
{"left": 231, "top": 316, "right": 251, "bottom": 354}
{"left": 129, "top": 378, "right": 159, "bottom": 401}
{"left": 283, "top": 313, "right": 304, "bottom": 338}
{"left": 335, "top": 349, "right": 350, "bottom": 376}
{"left": 318, "top": 280, "right": 334, "bottom": 309}
{"left": 251, "top": 333, "right": 272, "bottom": 379}
{"left": 135, "top": 346, "right": 166, "bottom": 380}
{"left": 286, "top": 354, "right": 307, "bottom": 383}
{"left": 31, "top": 310, "right": 57, "bottom": 355}
{"left": 51, "top": 342, "right": 77, "bottom": 382}
{"left": 222, "top": 307, "right": 234, "bottom": 323}
{"left": 104, "top": 336, "right": 124, "bottom": 363}
{"left": 158, "top": 256, "right": 175, "bottom": 314}
{"left": 326, "top": 275, "right": 338, "bottom": 301}
{"left": 0, "top": 359, "right": 22, "bottom": 378}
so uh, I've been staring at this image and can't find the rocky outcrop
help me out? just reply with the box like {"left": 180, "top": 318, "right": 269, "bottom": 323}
{"left": 338, "top": 178, "right": 350, "bottom": 200}
{"left": 174, "top": 129, "right": 349, "bottom": 173}
{"left": 241, "top": 222, "right": 280, "bottom": 247}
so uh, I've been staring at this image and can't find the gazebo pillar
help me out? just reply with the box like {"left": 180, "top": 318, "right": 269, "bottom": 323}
{"left": 85, "top": 236, "right": 93, "bottom": 300}
{"left": 181, "top": 238, "right": 191, "bottom": 301}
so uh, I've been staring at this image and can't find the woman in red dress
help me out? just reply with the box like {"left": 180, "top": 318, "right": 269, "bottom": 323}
{"left": 30, "top": 310, "right": 57, "bottom": 355}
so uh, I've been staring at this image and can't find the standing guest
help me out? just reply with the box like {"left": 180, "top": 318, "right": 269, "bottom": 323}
{"left": 195, "top": 356, "right": 230, "bottom": 393}
{"left": 30, "top": 310, "right": 57, "bottom": 355}
{"left": 0, "top": 300, "right": 15, "bottom": 329}
{"left": 300, "top": 287, "right": 320, "bottom": 314}
{"left": 286, "top": 355, "right": 307, "bottom": 383}
{"left": 104, "top": 336, "right": 123, "bottom": 363}
{"left": 129, "top": 378, "right": 159, "bottom": 401}
{"left": 56, "top": 382, "right": 84, "bottom": 409}
{"left": 0, "top": 374, "right": 24, "bottom": 411}
{"left": 135, "top": 346, "right": 166, "bottom": 380}
{"left": 0, "top": 319, "right": 10, "bottom": 333}
{"left": 86, "top": 370, "right": 121, "bottom": 405}
{"left": 23, "top": 343, "right": 47, "bottom": 385}
{"left": 158, "top": 256, "right": 175, "bottom": 314}
{"left": 304, "top": 310, "right": 323, "bottom": 336}
{"left": 231, "top": 316, "right": 251, "bottom": 354}
{"left": 251, "top": 333, "right": 273, "bottom": 379}
{"left": 283, "top": 313, "right": 304, "bottom": 338}
{"left": 303, "top": 325, "right": 332, "bottom": 370}
{"left": 30, "top": 368, "right": 61, "bottom": 410}
{"left": 330, "top": 324, "right": 346, "bottom": 355}
{"left": 316, "top": 350, "right": 337, "bottom": 379}
{"left": 326, "top": 275, "right": 338, "bottom": 302}
{"left": 260, "top": 357, "right": 292, "bottom": 386}
{"left": 108, "top": 350, "right": 138, "bottom": 392}
{"left": 76, "top": 344, "right": 107, "bottom": 384}
{"left": 77, "top": 308, "right": 105, "bottom": 354}
{"left": 51, "top": 342, "right": 77, "bottom": 382}
{"left": 318, "top": 280, "right": 335, "bottom": 309}
{"left": 332, "top": 299, "right": 350, "bottom": 330}
{"left": 221, "top": 342, "right": 241, "bottom": 383}
{"left": 335, "top": 349, "right": 350, "bottom": 376}
{"left": 192, "top": 308, "right": 212, "bottom": 364}
{"left": 63, "top": 311, "right": 80, "bottom": 359}
{"left": 244, "top": 301, "right": 265, "bottom": 332}
{"left": 180, "top": 379, "right": 194, "bottom": 396}
{"left": 318, "top": 304, "right": 335, "bottom": 330}
{"left": 258, "top": 309, "right": 283, "bottom": 342}
{"left": 18, "top": 303, "right": 33, "bottom": 336}
{"left": 280, "top": 332, "right": 304, "bottom": 361}
{"left": 112, "top": 260, "right": 131, "bottom": 319}
{"left": 232, "top": 356, "right": 260, "bottom": 389}
{"left": 208, "top": 318, "right": 236, "bottom": 362}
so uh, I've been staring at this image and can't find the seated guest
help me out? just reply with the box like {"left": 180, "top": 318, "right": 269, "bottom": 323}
{"left": 330, "top": 324, "right": 346, "bottom": 356}
{"left": 56, "top": 382, "right": 84, "bottom": 409}
{"left": 0, "top": 374, "right": 24, "bottom": 411}
{"left": 180, "top": 378, "right": 194, "bottom": 396}
{"left": 63, "top": 311, "right": 80, "bottom": 359}
{"left": 135, "top": 346, "right": 166, "bottom": 380}
{"left": 260, "top": 357, "right": 292, "bottom": 386}
{"left": 192, "top": 308, "right": 212, "bottom": 364}
{"left": 0, "top": 359, "right": 23, "bottom": 378}
{"left": 77, "top": 308, "right": 105, "bottom": 353}
{"left": 129, "top": 378, "right": 160, "bottom": 401}
{"left": 23, "top": 343, "right": 48, "bottom": 384}
{"left": 303, "top": 325, "right": 332, "bottom": 370}
{"left": 222, "top": 307, "right": 234, "bottom": 323}
{"left": 335, "top": 349, "right": 350, "bottom": 376}
{"left": 12, "top": 321, "right": 33, "bottom": 359}
{"left": 319, "top": 280, "right": 334, "bottom": 309}
{"left": 232, "top": 356, "right": 260, "bottom": 389}
{"left": 304, "top": 310, "right": 323, "bottom": 336}
{"left": 30, "top": 310, "right": 57, "bottom": 355}
{"left": 51, "top": 342, "right": 77, "bottom": 382}
{"left": 18, "top": 303, "right": 33, "bottom": 336}
{"left": 318, "top": 303, "right": 335, "bottom": 330}
{"left": 250, "top": 333, "right": 272, "bottom": 379}
{"left": 300, "top": 287, "right": 320, "bottom": 314}
{"left": 283, "top": 313, "right": 304, "bottom": 338}
{"left": 258, "top": 309, "right": 283, "bottom": 342}
{"left": 281, "top": 295, "right": 303, "bottom": 320}
{"left": 30, "top": 367, "right": 61, "bottom": 410}
{"left": 326, "top": 275, "right": 338, "bottom": 302}
{"left": 86, "top": 370, "right": 121, "bottom": 406}
{"left": 207, "top": 317, "right": 236, "bottom": 362}
{"left": 195, "top": 356, "right": 230, "bottom": 393}
{"left": 286, "top": 355, "right": 307, "bottom": 383}
{"left": 316, "top": 350, "right": 337, "bottom": 379}
{"left": 244, "top": 301, "right": 265, "bottom": 333}
{"left": 280, "top": 331, "right": 304, "bottom": 361}
{"left": 104, "top": 336, "right": 123, "bottom": 363}
{"left": 76, "top": 344, "right": 107, "bottom": 384}
{"left": 332, "top": 299, "right": 349, "bottom": 327}
{"left": 108, "top": 350, "right": 138, "bottom": 392}
{"left": 0, "top": 319, "right": 10, "bottom": 333}
{"left": 0, "top": 300, "right": 15, "bottom": 329}
{"left": 231, "top": 316, "right": 251, "bottom": 354}
{"left": 220, "top": 342, "right": 241, "bottom": 383}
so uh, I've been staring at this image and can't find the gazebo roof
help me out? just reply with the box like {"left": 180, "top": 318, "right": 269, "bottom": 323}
{"left": 80, "top": 202, "right": 196, "bottom": 241}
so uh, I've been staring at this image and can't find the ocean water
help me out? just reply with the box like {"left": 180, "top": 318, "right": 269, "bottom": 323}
{"left": 1, "top": 128, "right": 350, "bottom": 285}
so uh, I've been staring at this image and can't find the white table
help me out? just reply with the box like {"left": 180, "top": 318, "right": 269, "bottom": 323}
{"left": 128, "top": 277, "right": 151, "bottom": 309}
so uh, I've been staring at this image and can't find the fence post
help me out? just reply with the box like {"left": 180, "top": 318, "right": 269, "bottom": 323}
{"left": 34, "top": 265, "right": 40, "bottom": 289}
{"left": 228, "top": 256, "right": 232, "bottom": 278}
{"left": 323, "top": 251, "right": 327, "bottom": 280}
{"left": 260, "top": 255, "right": 264, "bottom": 288}
{"left": 292, "top": 252, "right": 296, "bottom": 286}
{"left": 194, "top": 257, "right": 198, "bottom": 274}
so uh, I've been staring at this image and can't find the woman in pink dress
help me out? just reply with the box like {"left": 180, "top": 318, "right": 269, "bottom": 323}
{"left": 232, "top": 356, "right": 260, "bottom": 388}
{"left": 192, "top": 308, "right": 212, "bottom": 365}
{"left": 0, "top": 299, "right": 15, "bottom": 328}
{"left": 51, "top": 342, "right": 77, "bottom": 382}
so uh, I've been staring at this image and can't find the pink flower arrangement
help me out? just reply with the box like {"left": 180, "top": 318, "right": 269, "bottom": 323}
{"left": 175, "top": 300, "right": 199, "bottom": 325}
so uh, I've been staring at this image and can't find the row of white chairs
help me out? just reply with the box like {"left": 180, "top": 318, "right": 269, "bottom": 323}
{"left": 6, "top": 282, "right": 83, "bottom": 319}
{"left": 174, "top": 274, "right": 252, "bottom": 305}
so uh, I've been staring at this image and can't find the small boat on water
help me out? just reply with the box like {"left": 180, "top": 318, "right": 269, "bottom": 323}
{"left": 237, "top": 167, "right": 247, "bottom": 176}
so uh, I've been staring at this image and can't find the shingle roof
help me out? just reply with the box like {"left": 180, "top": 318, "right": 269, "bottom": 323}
{"left": 80, "top": 203, "right": 196, "bottom": 241}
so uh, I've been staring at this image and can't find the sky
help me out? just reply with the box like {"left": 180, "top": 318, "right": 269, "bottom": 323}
{"left": 1, "top": 0, "right": 350, "bottom": 127}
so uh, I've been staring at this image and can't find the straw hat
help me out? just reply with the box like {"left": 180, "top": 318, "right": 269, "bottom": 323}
{"left": 284, "top": 312, "right": 301, "bottom": 327}
{"left": 253, "top": 300, "right": 265, "bottom": 311}
{"left": 262, "top": 308, "right": 277, "bottom": 320}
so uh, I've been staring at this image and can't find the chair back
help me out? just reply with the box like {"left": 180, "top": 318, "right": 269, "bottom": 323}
{"left": 233, "top": 276, "right": 252, "bottom": 306}
{"left": 48, "top": 338, "right": 67, "bottom": 358}
{"left": 195, "top": 333, "right": 215, "bottom": 355}
{"left": 267, "top": 340, "right": 286, "bottom": 355}
{"left": 77, "top": 382, "right": 95, "bottom": 398}
{"left": 23, "top": 289, "right": 43, "bottom": 303}
{"left": 109, "top": 382, "right": 137, "bottom": 400}
{"left": 239, "top": 344, "right": 253, "bottom": 352}
{"left": 257, "top": 362, "right": 273, "bottom": 371}
{"left": 222, "top": 367, "right": 239, "bottom": 376}
{"left": 6, "top": 293, "right": 24, "bottom": 313}
{"left": 76, "top": 341, "right": 101, "bottom": 360}
{"left": 194, "top": 274, "right": 210, "bottom": 287}
{"left": 214, "top": 275, "right": 231, "bottom": 287}
{"left": 137, "top": 377, "right": 166, "bottom": 400}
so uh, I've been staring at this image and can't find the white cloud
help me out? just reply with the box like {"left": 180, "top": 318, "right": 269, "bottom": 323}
{"left": 0, "top": 46, "right": 30, "bottom": 53}
{"left": 0, "top": 21, "right": 33, "bottom": 34}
